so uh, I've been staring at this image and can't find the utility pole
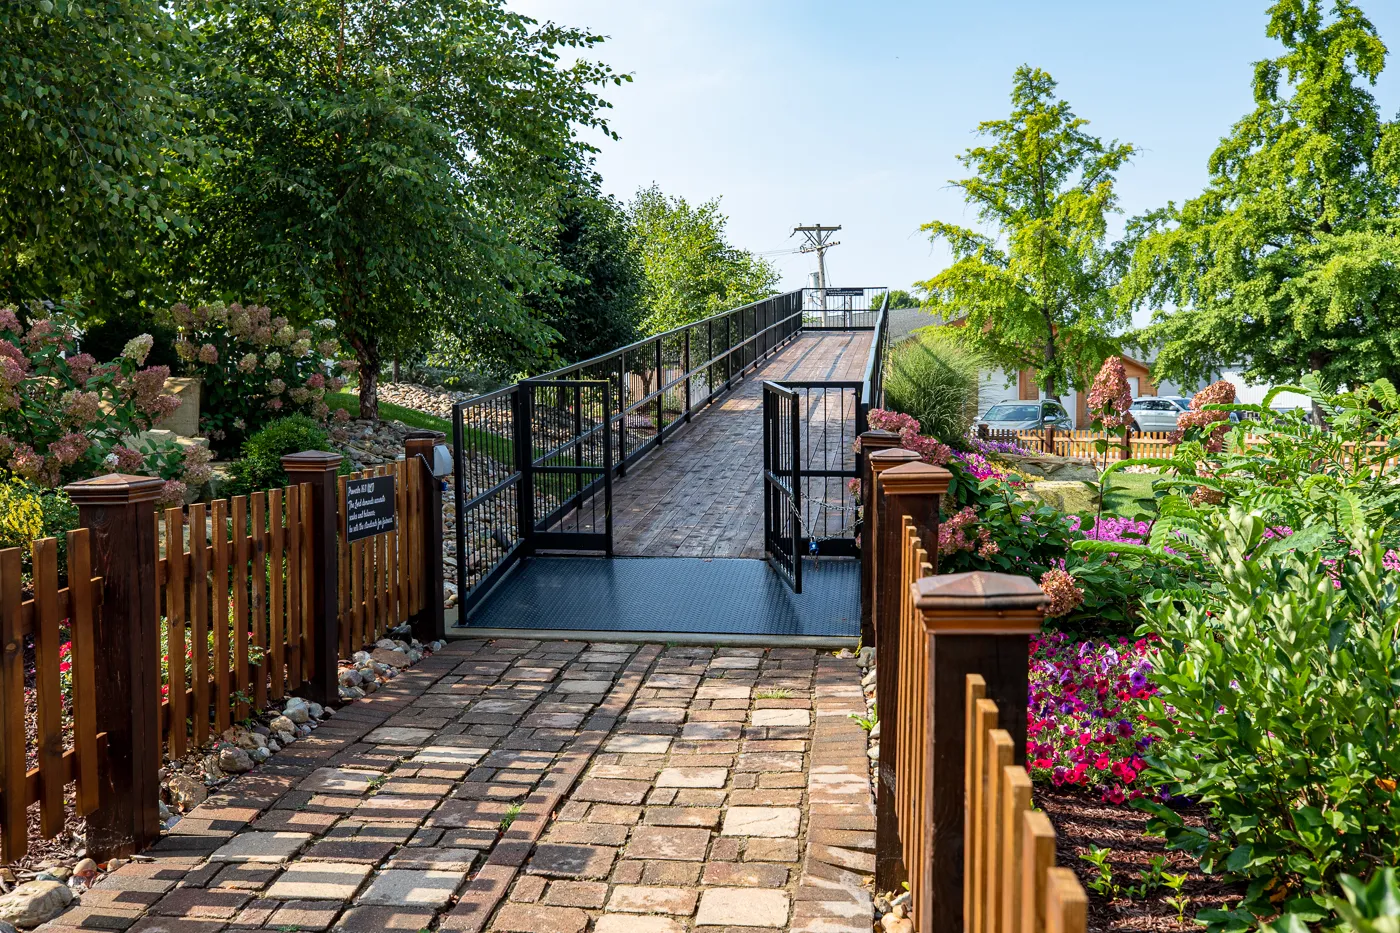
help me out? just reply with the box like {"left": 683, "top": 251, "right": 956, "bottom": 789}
{"left": 792, "top": 224, "right": 841, "bottom": 318}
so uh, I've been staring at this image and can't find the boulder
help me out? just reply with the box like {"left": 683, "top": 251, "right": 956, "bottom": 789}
{"left": 282, "top": 703, "right": 310, "bottom": 725}
{"left": 370, "top": 647, "right": 410, "bottom": 668}
{"left": 1023, "top": 481, "right": 1098, "bottom": 516}
{"left": 268, "top": 715, "right": 297, "bottom": 735}
{"left": 0, "top": 881, "right": 74, "bottom": 929}
{"left": 998, "top": 451, "right": 1099, "bottom": 482}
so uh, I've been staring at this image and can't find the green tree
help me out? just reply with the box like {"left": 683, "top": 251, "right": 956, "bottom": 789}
{"left": 629, "top": 185, "right": 778, "bottom": 334}
{"left": 173, "top": 0, "right": 625, "bottom": 417}
{"left": 1124, "top": 0, "right": 1400, "bottom": 391}
{"left": 916, "top": 66, "right": 1134, "bottom": 400}
{"left": 0, "top": 0, "right": 208, "bottom": 306}
{"left": 525, "top": 169, "right": 644, "bottom": 366}
{"left": 885, "top": 289, "right": 920, "bottom": 309}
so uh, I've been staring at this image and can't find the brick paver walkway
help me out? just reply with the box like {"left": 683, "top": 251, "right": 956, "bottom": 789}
{"left": 46, "top": 640, "right": 873, "bottom": 933}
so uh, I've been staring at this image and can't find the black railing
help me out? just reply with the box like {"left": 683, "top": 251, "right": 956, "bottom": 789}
{"left": 802, "top": 286, "right": 888, "bottom": 330}
{"left": 450, "top": 286, "right": 889, "bottom": 616}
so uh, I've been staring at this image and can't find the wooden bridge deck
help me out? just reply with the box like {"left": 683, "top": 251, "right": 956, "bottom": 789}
{"left": 608, "top": 330, "right": 873, "bottom": 559}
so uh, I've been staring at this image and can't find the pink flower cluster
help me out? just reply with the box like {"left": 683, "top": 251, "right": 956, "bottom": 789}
{"left": 950, "top": 448, "right": 1005, "bottom": 482}
{"left": 1039, "top": 567, "right": 1084, "bottom": 617}
{"left": 1066, "top": 514, "right": 1151, "bottom": 545}
{"left": 1028, "top": 633, "right": 1158, "bottom": 803}
{"left": 1174, "top": 380, "right": 1237, "bottom": 452}
{"left": 865, "top": 409, "right": 952, "bottom": 466}
{"left": 939, "top": 506, "right": 999, "bottom": 558}
{"left": 1087, "top": 357, "right": 1133, "bottom": 429}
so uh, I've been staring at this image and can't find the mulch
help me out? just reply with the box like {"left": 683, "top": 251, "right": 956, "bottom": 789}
{"left": 1036, "top": 787, "right": 1246, "bottom": 932}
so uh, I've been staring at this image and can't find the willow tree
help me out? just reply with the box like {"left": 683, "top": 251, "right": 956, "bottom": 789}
{"left": 1125, "top": 0, "right": 1400, "bottom": 390}
{"left": 174, "top": 0, "right": 625, "bottom": 417}
{"left": 916, "top": 66, "right": 1133, "bottom": 400}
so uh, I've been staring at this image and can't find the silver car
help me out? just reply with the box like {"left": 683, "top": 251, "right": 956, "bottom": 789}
{"left": 974, "top": 400, "right": 1074, "bottom": 433}
{"left": 1127, "top": 396, "right": 1192, "bottom": 432}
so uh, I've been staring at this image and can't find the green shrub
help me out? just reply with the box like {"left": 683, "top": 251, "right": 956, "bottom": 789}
{"left": 227, "top": 415, "right": 341, "bottom": 496}
{"left": 882, "top": 329, "right": 985, "bottom": 443}
{"left": 1139, "top": 508, "right": 1400, "bottom": 930}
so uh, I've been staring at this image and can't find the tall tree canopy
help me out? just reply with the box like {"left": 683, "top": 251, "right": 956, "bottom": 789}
{"left": 1124, "top": 0, "right": 1400, "bottom": 390}
{"left": 916, "top": 66, "right": 1134, "bottom": 400}
{"left": 628, "top": 185, "right": 778, "bottom": 334}
{"left": 0, "top": 0, "right": 209, "bottom": 307}
{"left": 173, "top": 0, "right": 625, "bottom": 416}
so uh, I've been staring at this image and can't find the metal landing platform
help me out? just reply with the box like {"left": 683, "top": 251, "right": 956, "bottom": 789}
{"left": 453, "top": 556, "right": 859, "bottom": 641}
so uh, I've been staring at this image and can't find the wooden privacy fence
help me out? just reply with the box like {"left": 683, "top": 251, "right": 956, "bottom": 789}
{"left": 0, "top": 432, "right": 447, "bottom": 864}
{"left": 0, "top": 531, "right": 105, "bottom": 862}
{"left": 861, "top": 433, "right": 1088, "bottom": 933}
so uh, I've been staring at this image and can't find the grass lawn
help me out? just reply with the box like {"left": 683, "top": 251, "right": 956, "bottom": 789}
{"left": 1100, "top": 471, "right": 1157, "bottom": 517}
{"left": 327, "top": 391, "right": 516, "bottom": 463}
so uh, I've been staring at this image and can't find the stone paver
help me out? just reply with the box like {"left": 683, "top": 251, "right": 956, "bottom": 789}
{"left": 38, "top": 643, "right": 873, "bottom": 933}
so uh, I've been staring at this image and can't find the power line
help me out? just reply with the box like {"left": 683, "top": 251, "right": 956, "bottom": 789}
{"left": 792, "top": 223, "right": 841, "bottom": 315}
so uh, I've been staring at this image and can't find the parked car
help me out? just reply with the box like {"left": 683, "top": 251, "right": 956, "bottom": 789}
{"left": 1127, "top": 396, "right": 1192, "bottom": 432}
{"left": 974, "top": 400, "right": 1074, "bottom": 432}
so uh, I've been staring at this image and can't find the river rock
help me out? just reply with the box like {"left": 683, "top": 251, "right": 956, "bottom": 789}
{"left": 0, "top": 881, "right": 74, "bottom": 928}
{"left": 168, "top": 774, "right": 208, "bottom": 811}
{"left": 268, "top": 715, "right": 296, "bottom": 735}
{"left": 282, "top": 702, "right": 310, "bottom": 725}
{"left": 217, "top": 746, "right": 254, "bottom": 774}
{"left": 370, "top": 647, "right": 410, "bottom": 668}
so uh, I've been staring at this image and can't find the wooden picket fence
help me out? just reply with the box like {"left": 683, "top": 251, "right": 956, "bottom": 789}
{"left": 337, "top": 460, "right": 424, "bottom": 658}
{"left": 0, "top": 530, "right": 105, "bottom": 862}
{"left": 983, "top": 427, "right": 1177, "bottom": 461}
{"left": 966, "top": 675, "right": 1086, "bottom": 933}
{"left": 155, "top": 483, "right": 314, "bottom": 759}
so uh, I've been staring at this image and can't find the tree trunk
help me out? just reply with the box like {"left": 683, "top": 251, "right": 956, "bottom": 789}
{"left": 347, "top": 332, "right": 381, "bottom": 422}
{"left": 1043, "top": 327, "right": 1061, "bottom": 401}
{"left": 393, "top": 356, "right": 401, "bottom": 384}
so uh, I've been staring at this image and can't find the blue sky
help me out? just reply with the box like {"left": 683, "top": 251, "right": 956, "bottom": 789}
{"left": 512, "top": 1, "right": 1400, "bottom": 303}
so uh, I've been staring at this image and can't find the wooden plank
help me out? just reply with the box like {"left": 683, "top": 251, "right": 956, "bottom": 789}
{"left": 189, "top": 503, "right": 209, "bottom": 747}
{"left": 970, "top": 698, "right": 999, "bottom": 933}
{"left": 351, "top": 524, "right": 364, "bottom": 654}
{"left": 269, "top": 487, "right": 285, "bottom": 701}
{"left": 1021, "top": 810, "right": 1057, "bottom": 933}
{"left": 964, "top": 674, "right": 987, "bottom": 927}
{"left": 67, "top": 530, "right": 101, "bottom": 815}
{"left": 386, "top": 465, "right": 400, "bottom": 627}
{"left": 251, "top": 492, "right": 268, "bottom": 710}
{"left": 1045, "top": 868, "right": 1087, "bottom": 933}
{"left": 407, "top": 460, "right": 421, "bottom": 614}
{"left": 396, "top": 459, "right": 409, "bottom": 622}
{"left": 31, "top": 539, "right": 63, "bottom": 838}
{"left": 232, "top": 496, "right": 250, "bottom": 720}
{"left": 0, "top": 548, "right": 24, "bottom": 862}
{"left": 1001, "top": 766, "right": 1034, "bottom": 933}
{"left": 165, "top": 506, "right": 187, "bottom": 759}
{"left": 286, "top": 484, "right": 302, "bottom": 690}
{"left": 985, "top": 729, "right": 1013, "bottom": 933}
{"left": 212, "top": 500, "right": 231, "bottom": 732}
{"left": 338, "top": 476, "right": 350, "bottom": 659}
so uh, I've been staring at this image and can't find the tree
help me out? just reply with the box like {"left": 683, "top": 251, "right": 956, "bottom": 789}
{"left": 525, "top": 169, "right": 644, "bottom": 366}
{"left": 629, "top": 185, "right": 778, "bottom": 334}
{"left": 915, "top": 66, "right": 1134, "bottom": 400}
{"left": 0, "top": 0, "right": 209, "bottom": 307}
{"left": 885, "top": 289, "right": 921, "bottom": 309}
{"left": 1124, "top": 0, "right": 1400, "bottom": 391}
{"left": 173, "top": 0, "right": 625, "bottom": 418}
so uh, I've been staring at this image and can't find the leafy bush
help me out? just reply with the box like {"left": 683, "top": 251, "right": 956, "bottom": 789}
{"left": 163, "top": 302, "right": 351, "bottom": 454}
{"left": 882, "top": 329, "right": 985, "bottom": 443}
{"left": 1138, "top": 509, "right": 1400, "bottom": 929}
{"left": 1264, "top": 868, "right": 1400, "bottom": 933}
{"left": 0, "top": 476, "right": 81, "bottom": 575}
{"left": 0, "top": 307, "right": 200, "bottom": 503}
{"left": 227, "top": 415, "right": 345, "bottom": 496}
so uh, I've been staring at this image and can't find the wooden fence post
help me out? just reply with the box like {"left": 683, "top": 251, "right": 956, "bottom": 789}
{"left": 911, "top": 571, "right": 1046, "bottom": 933}
{"left": 858, "top": 430, "right": 902, "bottom": 647}
{"left": 64, "top": 473, "right": 165, "bottom": 860}
{"left": 873, "top": 457, "right": 949, "bottom": 892}
{"left": 282, "top": 450, "right": 343, "bottom": 706}
{"left": 405, "top": 430, "right": 445, "bottom": 642}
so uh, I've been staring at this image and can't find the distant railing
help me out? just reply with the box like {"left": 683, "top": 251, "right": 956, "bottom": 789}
{"left": 802, "top": 285, "right": 889, "bottom": 329}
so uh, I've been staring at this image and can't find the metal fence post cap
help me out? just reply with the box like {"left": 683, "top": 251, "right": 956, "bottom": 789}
{"left": 869, "top": 448, "right": 922, "bottom": 474}
{"left": 405, "top": 429, "right": 446, "bottom": 442}
{"left": 879, "top": 460, "right": 951, "bottom": 494}
{"left": 912, "top": 571, "right": 1047, "bottom": 634}
{"left": 281, "top": 450, "right": 343, "bottom": 471}
{"left": 64, "top": 473, "right": 166, "bottom": 505}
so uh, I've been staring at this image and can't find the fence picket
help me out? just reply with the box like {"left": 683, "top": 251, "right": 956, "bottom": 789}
{"left": 287, "top": 484, "right": 302, "bottom": 691}
{"left": 269, "top": 487, "right": 285, "bottom": 701}
{"left": 1001, "top": 766, "right": 1034, "bottom": 933}
{"left": 251, "top": 492, "right": 268, "bottom": 710}
{"left": 190, "top": 503, "right": 210, "bottom": 747}
{"left": 212, "top": 500, "right": 231, "bottom": 733}
{"left": 32, "top": 538, "right": 63, "bottom": 837}
{"left": 0, "top": 549, "right": 25, "bottom": 861}
{"left": 164, "top": 506, "right": 187, "bottom": 759}
{"left": 233, "top": 496, "right": 251, "bottom": 721}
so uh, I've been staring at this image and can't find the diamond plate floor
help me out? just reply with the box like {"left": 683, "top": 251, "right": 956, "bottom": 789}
{"left": 456, "top": 556, "right": 859, "bottom": 637}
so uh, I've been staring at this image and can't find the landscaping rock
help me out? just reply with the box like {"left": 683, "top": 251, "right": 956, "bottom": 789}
{"left": 1023, "top": 480, "right": 1098, "bottom": 515}
{"left": 218, "top": 746, "right": 255, "bottom": 774}
{"left": 371, "top": 647, "right": 410, "bottom": 668}
{"left": 168, "top": 773, "right": 208, "bottom": 810}
{"left": 1000, "top": 451, "right": 1099, "bottom": 482}
{"left": 0, "top": 880, "right": 74, "bottom": 928}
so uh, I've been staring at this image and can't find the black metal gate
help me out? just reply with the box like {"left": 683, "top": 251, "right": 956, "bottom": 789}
{"left": 763, "top": 381, "right": 802, "bottom": 592}
{"left": 524, "top": 380, "right": 613, "bottom": 553}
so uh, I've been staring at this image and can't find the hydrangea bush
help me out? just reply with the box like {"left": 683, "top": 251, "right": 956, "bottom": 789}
{"left": 0, "top": 307, "right": 199, "bottom": 503}
{"left": 163, "top": 302, "right": 350, "bottom": 453}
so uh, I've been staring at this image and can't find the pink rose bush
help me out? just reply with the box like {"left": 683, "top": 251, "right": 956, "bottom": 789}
{"left": 165, "top": 302, "right": 347, "bottom": 453}
{"left": 1028, "top": 632, "right": 1159, "bottom": 804}
{"left": 0, "top": 307, "right": 200, "bottom": 492}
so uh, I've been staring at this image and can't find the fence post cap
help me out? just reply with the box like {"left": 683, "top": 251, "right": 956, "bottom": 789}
{"left": 869, "top": 448, "right": 922, "bottom": 473}
{"left": 64, "top": 473, "right": 166, "bottom": 505}
{"left": 859, "top": 429, "right": 901, "bottom": 449}
{"left": 879, "top": 460, "right": 951, "bottom": 494}
{"left": 913, "top": 571, "right": 1047, "bottom": 633}
{"left": 281, "top": 450, "right": 344, "bottom": 471}
{"left": 405, "top": 429, "right": 447, "bottom": 442}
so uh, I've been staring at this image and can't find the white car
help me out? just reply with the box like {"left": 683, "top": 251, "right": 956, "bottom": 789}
{"left": 1127, "top": 396, "right": 1192, "bottom": 433}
